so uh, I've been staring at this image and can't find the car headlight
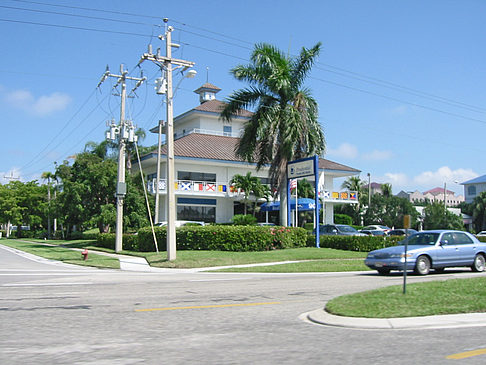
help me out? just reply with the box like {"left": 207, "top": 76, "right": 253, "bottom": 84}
{"left": 390, "top": 253, "right": 412, "bottom": 258}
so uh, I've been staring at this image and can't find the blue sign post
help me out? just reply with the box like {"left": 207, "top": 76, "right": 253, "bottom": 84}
{"left": 287, "top": 155, "right": 320, "bottom": 248}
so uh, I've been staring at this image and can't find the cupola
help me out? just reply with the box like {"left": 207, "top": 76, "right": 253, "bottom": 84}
{"left": 193, "top": 83, "right": 222, "bottom": 104}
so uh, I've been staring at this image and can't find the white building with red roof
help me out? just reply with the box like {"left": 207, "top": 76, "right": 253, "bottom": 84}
{"left": 135, "top": 84, "right": 360, "bottom": 225}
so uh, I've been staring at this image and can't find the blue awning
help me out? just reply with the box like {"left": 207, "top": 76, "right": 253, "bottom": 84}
{"left": 260, "top": 198, "right": 320, "bottom": 212}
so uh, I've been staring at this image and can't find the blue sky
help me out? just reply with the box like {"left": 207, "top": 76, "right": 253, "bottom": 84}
{"left": 1, "top": 0, "right": 485, "bottom": 195}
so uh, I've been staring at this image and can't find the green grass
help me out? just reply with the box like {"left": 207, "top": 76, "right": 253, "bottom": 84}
{"left": 215, "top": 259, "right": 369, "bottom": 272}
{"left": 127, "top": 247, "right": 367, "bottom": 269}
{"left": 326, "top": 277, "right": 486, "bottom": 318}
{"left": 1, "top": 239, "right": 120, "bottom": 269}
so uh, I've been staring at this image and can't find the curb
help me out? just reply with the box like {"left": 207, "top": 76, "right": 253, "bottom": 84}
{"left": 306, "top": 308, "right": 486, "bottom": 330}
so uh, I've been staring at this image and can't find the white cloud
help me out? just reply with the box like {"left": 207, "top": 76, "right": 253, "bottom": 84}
{"left": 389, "top": 105, "right": 408, "bottom": 115}
{"left": 413, "top": 166, "right": 478, "bottom": 187}
{"left": 362, "top": 149, "right": 393, "bottom": 161}
{"left": 327, "top": 143, "right": 358, "bottom": 159}
{"left": 34, "top": 92, "right": 71, "bottom": 115}
{"left": 384, "top": 172, "right": 410, "bottom": 188}
{"left": 3, "top": 89, "right": 71, "bottom": 116}
{"left": 378, "top": 167, "right": 478, "bottom": 195}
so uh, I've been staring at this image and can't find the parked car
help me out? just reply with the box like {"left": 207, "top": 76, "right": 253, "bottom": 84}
{"left": 387, "top": 228, "right": 418, "bottom": 236}
{"left": 155, "top": 220, "right": 205, "bottom": 227}
{"left": 257, "top": 222, "right": 276, "bottom": 226}
{"left": 359, "top": 229, "right": 386, "bottom": 236}
{"left": 365, "top": 230, "right": 486, "bottom": 275}
{"left": 362, "top": 225, "right": 391, "bottom": 234}
{"left": 476, "top": 231, "right": 486, "bottom": 237}
{"left": 315, "top": 224, "right": 367, "bottom": 236}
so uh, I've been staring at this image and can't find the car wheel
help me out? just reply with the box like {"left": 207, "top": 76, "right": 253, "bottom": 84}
{"left": 377, "top": 268, "right": 390, "bottom": 275}
{"left": 471, "top": 254, "right": 486, "bottom": 272}
{"left": 414, "top": 255, "right": 431, "bottom": 275}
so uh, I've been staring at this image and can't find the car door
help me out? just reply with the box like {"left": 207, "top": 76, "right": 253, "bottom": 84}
{"left": 436, "top": 232, "right": 461, "bottom": 267}
{"left": 452, "top": 232, "right": 477, "bottom": 265}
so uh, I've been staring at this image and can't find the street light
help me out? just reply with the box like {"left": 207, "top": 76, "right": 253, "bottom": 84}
{"left": 367, "top": 173, "right": 371, "bottom": 209}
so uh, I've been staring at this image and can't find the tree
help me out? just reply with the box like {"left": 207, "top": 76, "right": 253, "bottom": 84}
{"left": 381, "top": 183, "right": 393, "bottom": 198}
{"left": 41, "top": 171, "right": 56, "bottom": 238}
{"left": 423, "top": 202, "right": 464, "bottom": 230}
{"left": 231, "top": 172, "right": 266, "bottom": 215}
{"left": 221, "top": 42, "right": 325, "bottom": 226}
{"left": 341, "top": 176, "right": 364, "bottom": 223}
{"left": 472, "top": 192, "right": 486, "bottom": 231}
{"left": 364, "top": 194, "right": 419, "bottom": 229}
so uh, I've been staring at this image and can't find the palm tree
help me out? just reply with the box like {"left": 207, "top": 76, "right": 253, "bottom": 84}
{"left": 230, "top": 172, "right": 265, "bottom": 215}
{"left": 381, "top": 183, "right": 393, "bottom": 198}
{"left": 221, "top": 42, "right": 325, "bottom": 226}
{"left": 473, "top": 192, "right": 486, "bottom": 231}
{"left": 41, "top": 171, "right": 55, "bottom": 239}
{"left": 341, "top": 176, "right": 364, "bottom": 221}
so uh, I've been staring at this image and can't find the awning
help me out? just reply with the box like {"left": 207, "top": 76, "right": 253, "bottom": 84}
{"left": 260, "top": 198, "right": 321, "bottom": 212}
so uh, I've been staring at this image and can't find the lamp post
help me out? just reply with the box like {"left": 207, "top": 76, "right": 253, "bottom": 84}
{"left": 367, "top": 173, "right": 371, "bottom": 209}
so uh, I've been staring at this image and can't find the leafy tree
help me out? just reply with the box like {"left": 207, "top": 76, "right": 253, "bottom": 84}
{"left": 363, "top": 194, "right": 419, "bottom": 229}
{"left": 221, "top": 42, "right": 325, "bottom": 226}
{"left": 423, "top": 201, "right": 464, "bottom": 230}
{"left": 0, "top": 181, "right": 46, "bottom": 237}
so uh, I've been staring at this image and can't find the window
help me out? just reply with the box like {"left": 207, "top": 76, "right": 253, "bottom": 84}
{"left": 468, "top": 186, "right": 477, "bottom": 196}
{"left": 177, "top": 197, "right": 216, "bottom": 223}
{"left": 178, "top": 171, "right": 216, "bottom": 182}
{"left": 452, "top": 232, "right": 474, "bottom": 245}
{"left": 223, "top": 125, "right": 232, "bottom": 136}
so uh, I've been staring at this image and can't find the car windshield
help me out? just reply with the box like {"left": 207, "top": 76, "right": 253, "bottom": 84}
{"left": 403, "top": 233, "right": 440, "bottom": 246}
{"left": 338, "top": 225, "right": 357, "bottom": 233}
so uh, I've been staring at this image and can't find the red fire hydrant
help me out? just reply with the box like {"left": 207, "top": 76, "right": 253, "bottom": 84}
{"left": 81, "top": 249, "right": 88, "bottom": 261}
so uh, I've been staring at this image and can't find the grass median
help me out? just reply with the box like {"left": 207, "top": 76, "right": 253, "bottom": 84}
{"left": 326, "top": 276, "right": 486, "bottom": 318}
{"left": 1, "top": 239, "right": 120, "bottom": 269}
{"left": 5, "top": 238, "right": 368, "bottom": 270}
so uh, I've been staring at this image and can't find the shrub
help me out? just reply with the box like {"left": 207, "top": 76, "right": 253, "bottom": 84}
{"left": 136, "top": 225, "right": 307, "bottom": 252}
{"left": 96, "top": 233, "right": 139, "bottom": 250}
{"left": 334, "top": 214, "right": 353, "bottom": 225}
{"left": 307, "top": 234, "right": 402, "bottom": 252}
{"left": 232, "top": 214, "right": 258, "bottom": 226}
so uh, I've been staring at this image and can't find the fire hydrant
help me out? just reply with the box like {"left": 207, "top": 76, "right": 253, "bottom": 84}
{"left": 81, "top": 249, "right": 88, "bottom": 261}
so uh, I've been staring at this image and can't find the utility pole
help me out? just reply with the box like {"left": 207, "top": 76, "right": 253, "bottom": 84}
{"left": 98, "top": 65, "right": 145, "bottom": 252}
{"left": 138, "top": 19, "right": 195, "bottom": 261}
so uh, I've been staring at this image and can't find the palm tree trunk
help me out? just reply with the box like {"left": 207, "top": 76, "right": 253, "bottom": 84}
{"left": 279, "top": 183, "right": 288, "bottom": 226}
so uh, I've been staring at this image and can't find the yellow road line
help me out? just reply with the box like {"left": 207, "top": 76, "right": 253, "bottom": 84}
{"left": 447, "top": 348, "right": 486, "bottom": 360}
{"left": 135, "top": 301, "right": 281, "bottom": 312}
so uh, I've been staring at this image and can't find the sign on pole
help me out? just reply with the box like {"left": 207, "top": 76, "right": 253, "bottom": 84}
{"left": 287, "top": 155, "right": 320, "bottom": 247}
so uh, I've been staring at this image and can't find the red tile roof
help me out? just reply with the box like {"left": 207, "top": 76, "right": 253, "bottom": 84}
{"left": 192, "top": 99, "right": 253, "bottom": 118}
{"left": 157, "top": 133, "right": 359, "bottom": 173}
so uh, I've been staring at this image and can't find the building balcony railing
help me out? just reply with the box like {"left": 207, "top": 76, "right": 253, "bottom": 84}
{"left": 148, "top": 179, "right": 240, "bottom": 197}
{"left": 148, "top": 178, "right": 358, "bottom": 203}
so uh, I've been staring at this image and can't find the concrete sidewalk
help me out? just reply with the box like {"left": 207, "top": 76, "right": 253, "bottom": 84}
{"left": 306, "top": 308, "right": 486, "bottom": 330}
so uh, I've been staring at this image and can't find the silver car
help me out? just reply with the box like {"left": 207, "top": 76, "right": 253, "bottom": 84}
{"left": 365, "top": 230, "right": 486, "bottom": 275}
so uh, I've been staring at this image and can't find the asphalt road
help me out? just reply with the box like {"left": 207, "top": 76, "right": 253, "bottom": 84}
{"left": 2, "top": 244, "right": 486, "bottom": 364}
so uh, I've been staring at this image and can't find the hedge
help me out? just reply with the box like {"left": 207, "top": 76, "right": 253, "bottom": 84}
{"left": 97, "top": 225, "right": 308, "bottom": 252}
{"left": 308, "top": 234, "right": 402, "bottom": 252}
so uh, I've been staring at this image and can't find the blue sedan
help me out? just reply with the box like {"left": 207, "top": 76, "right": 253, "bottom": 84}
{"left": 365, "top": 230, "right": 486, "bottom": 275}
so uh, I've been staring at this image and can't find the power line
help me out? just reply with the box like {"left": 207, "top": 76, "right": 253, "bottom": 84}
{"left": 3, "top": 2, "right": 485, "bottom": 116}
{"left": 0, "top": 4, "right": 158, "bottom": 27}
